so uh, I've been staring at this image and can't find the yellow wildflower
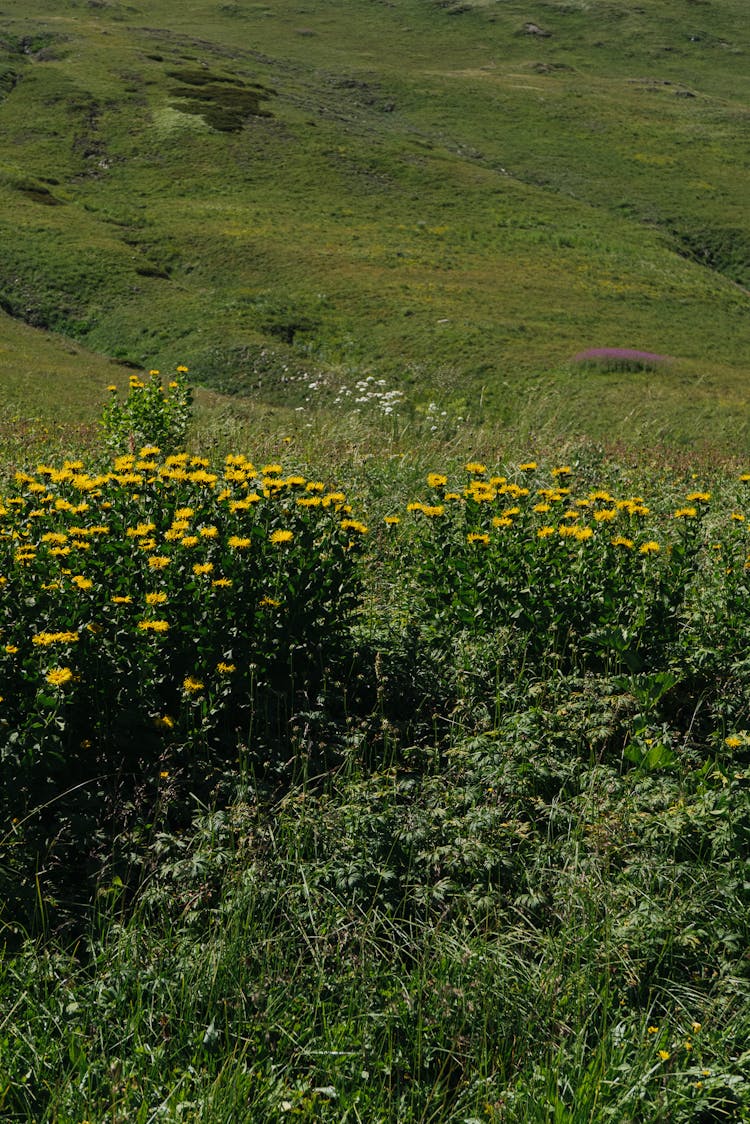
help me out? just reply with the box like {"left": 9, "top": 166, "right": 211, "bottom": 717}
{"left": 640, "top": 541, "right": 660, "bottom": 555}
{"left": 183, "top": 676, "right": 204, "bottom": 693}
{"left": 33, "top": 631, "right": 79, "bottom": 646}
{"left": 46, "top": 667, "right": 74, "bottom": 688}
{"left": 270, "top": 530, "right": 294, "bottom": 544}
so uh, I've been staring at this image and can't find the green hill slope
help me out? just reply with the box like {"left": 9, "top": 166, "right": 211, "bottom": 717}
{"left": 0, "top": 0, "right": 748, "bottom": 447}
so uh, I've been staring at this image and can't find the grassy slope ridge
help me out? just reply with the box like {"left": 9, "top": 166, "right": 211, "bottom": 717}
{"left": 0, "top": 0, "right": 749, "bottom": 448}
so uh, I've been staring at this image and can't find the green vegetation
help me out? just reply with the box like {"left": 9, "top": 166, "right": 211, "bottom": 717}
{"left": 2, "top": 1, "right": 750, "bottom": 1118}
{"left": 0, "top": 0, "right": 749, "bottom": 449}
{"left": 1, "top": 379, "right": 750, "bottom": 1120}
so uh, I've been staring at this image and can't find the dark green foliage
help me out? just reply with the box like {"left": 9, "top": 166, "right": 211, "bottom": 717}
{"left": 168, "top": 68, "right": 275, "bottom": 131}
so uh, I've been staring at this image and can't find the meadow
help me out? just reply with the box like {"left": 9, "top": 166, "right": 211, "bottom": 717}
{"left": 1, "top": 373, "right": 749, "bottom": 1121}
{"left": 1, "top": 0, "right": 750, "bottom": 1118}
{"left": 0, "top": 0, "right": 749, "bottom": 448}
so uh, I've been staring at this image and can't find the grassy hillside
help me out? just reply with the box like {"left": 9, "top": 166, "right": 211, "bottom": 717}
{"left": 0, "top": 0, "right": 749, "bottom": 449}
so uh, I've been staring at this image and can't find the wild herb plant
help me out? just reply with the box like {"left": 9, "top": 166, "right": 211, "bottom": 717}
{"left": 100, "top": 366, "right": 193, "bottom": 454}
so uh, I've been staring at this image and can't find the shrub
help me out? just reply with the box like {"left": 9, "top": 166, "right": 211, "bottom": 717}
{"left": 101, "top": 366, "right": 193, "bottom": 454}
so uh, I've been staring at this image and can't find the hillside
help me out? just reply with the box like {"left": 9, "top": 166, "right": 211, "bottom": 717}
{"left": 1, "top": 0, "right": 749, "bottom": 448}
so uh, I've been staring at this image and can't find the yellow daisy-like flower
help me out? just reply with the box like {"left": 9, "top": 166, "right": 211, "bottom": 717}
{"left": 199, "top": 526, "right": 218, "bottom": 538}
{"left": 5, "top": 644, "right": 19, "bottom": 654}
{"left": 137, "top": 620, "right": 169, "bottom": 633}
{"left": 193, "top": 562, "right": 214, "bottom": 576}
{"left": 145, "top": 592, "right": 167, "bottom": 605}
{"left": 658, "top": 1050, "right": 671, "bottom": 1062}
{"left": 270, "top": 530, "right": 294, "bottom": 544}
{"left": 467, "top": 532, "right": 489, "bottom": 545}
{"left": 111, "top": 595, "right": 132, "bottom": 604}
{"left": 426, "top": 473, "right": 448, "bottom": 488}
{"left": 183, "top": 676, "right": 204, "bottom": 693}
{"left": 228, "top": 535, "right": 251, "bottom": 549}
{"left": 260, "top": 596, "right": 281, "bottom": 608}
{"left": 148, "top": 556, "right": 171, "bottom": 569}
{"left": 465, "top": 462, "right": 486, "bottom": 474}
{"left": 640, "top": 541, "right": 660, "bottom": 555}
{"left": 593, "top": 509, "right": 617, "bottom": 522}
{"left": 551, "top": 466, "right": 571, "bottom": 477}
{"left": 493, "top": 517, "right": 513, "bottom": 529}
{"left": 175, "top": 507, "right": 194, "bottom": 519}
{"left": 155, "top": 715, "right": 175, "bottom": 730}
{"left": 384, "top": 515, "right": 400, "bottom": 525}
{"left": 212, "top": 578, "right": 233, "bottom": 588}
{"left": 674, "top": 507, "right": 698, "bottom": 519}
{"left": 46, "top": 667, "right": 74, "bottom": 687}
{"left": 33, "top": 631, "right": 79, "bottom": 646}
{"left": 611, "top": 536, "right": 634, "bottom": 549}
{"left": 217, "top": 661, "right": 236, "bottom": 674}
{"left": 180, "top": 536, "right": 199, "bottom": 548}
{"left": 686, "top": 491, "right": 711, "bottom": 503}
{"left": 71, "top": 575, "right": 93, "bottom": 590}
{"left": 341, "top": 519, "right": 369, "bottom": 533}
{"left": 725, "top": 735, "right": 743, "bottom": 748}
{"left": 262, "top": 464, "right": 283, "bottom": 475}
{"left": 518, "top": 461, "right": 537, "bottom": 471}
{"left": 537, "top": 526, "right": 556, "bottom": 538}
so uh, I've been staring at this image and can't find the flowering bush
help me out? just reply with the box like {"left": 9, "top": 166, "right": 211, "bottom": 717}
{"left": 0, "top": 449, "right": 366, "bottom": 823}
{"left": 384, "top": 461, "right": 745, "bottom": 675}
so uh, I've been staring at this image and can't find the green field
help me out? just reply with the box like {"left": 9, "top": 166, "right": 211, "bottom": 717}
{"left": 1, "top": 0, "right": 749, "bottom": 448}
